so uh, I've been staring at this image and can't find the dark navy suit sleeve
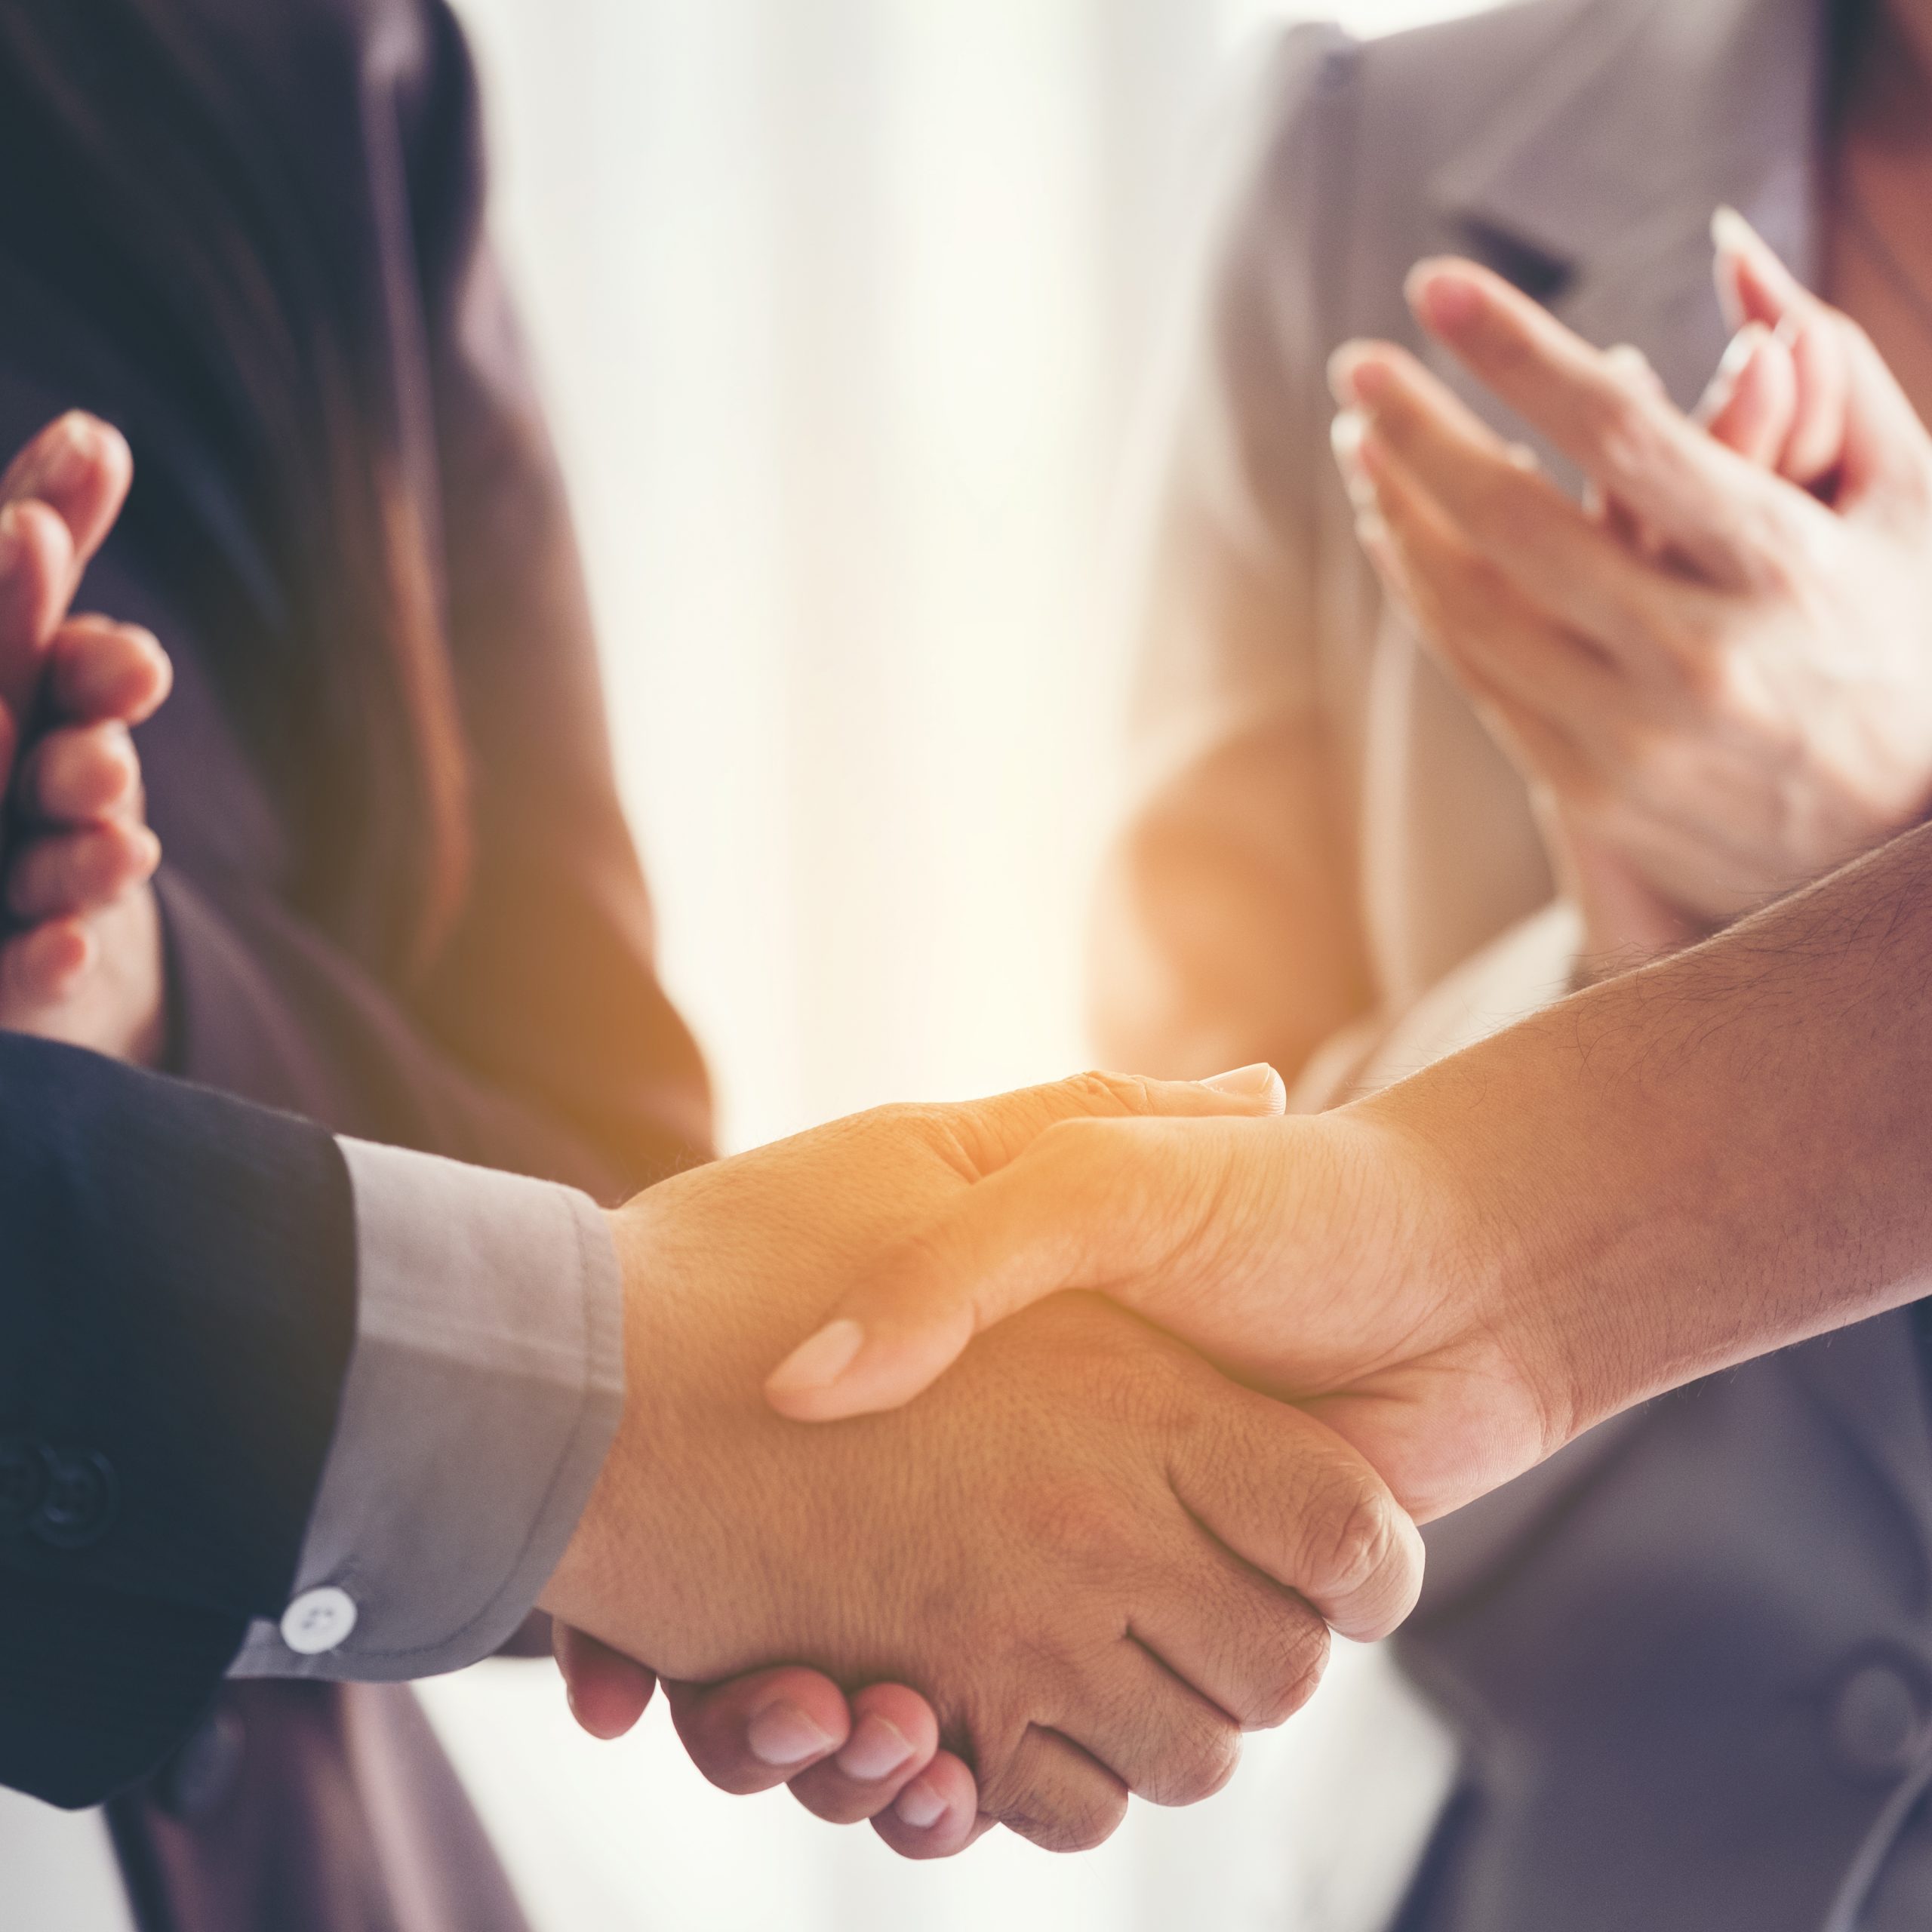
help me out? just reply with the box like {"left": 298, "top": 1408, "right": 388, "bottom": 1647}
{"left": 0, "top": 1036, "right": 355, "bottom": 1809}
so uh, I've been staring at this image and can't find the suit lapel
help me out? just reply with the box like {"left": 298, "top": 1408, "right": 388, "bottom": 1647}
{"left": 1428, "top": 0, "right": 1828, "bottom": 416}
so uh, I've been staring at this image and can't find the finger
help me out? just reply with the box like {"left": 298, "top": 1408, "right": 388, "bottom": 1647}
{"left": 1834, "top": 310, "right": 1932, "bottom": 503}
{"left": 871, "top": 1753, "right": 987, "bottom": 1860}
{"left": 786, "top": 1682, "right": 941, "bottom": 1824}
{"left": 1711, "top": 209, "right": 1848, "bottom": 488}
{"left": 664, "top": 1669, "right": 855, "bottom": 1796}
{"left": 1043, "top": 1639, "right": 1242, "bottom": 1812}
{"left": 933, "top": 1063, "right": 1288, "bottom": 1179}
{"left": 7, "top": 820, "right": 160, "bottom": 921}
{"left": 1130, "top": 1517, "right": 1333, "bottom": 1733}
{"left": 0, "top": 916, "right": 94, "bottom": 1011}
{"left": 977, "top": 1727, "right": 1128, "bottom": 1855}
{"left": 1168, "top": 1382, "right": 1425, "bottom": 1644}
{"left": 0, "top": 413, "right": 134, "bottom": 582}
{"left": 47, "top": 618, "right": 173, "bottom": 726}
{"left": 552, "top": 1624, "right": 657, "bottom": 1741}
{"left": 1355, "top": 422, "right": 1635, "bottom": 732}
{"left": 1331, "top": 342, "right": 1716, "bottom": 661}
{"left": 0, "top": 499, "right": 76, "bottom": 733}
{"left": 1697, "top": 325, "right": 1799, "bottom": 469}
{"left": 1404, "top": 256, "right": 1791, "bottom": 584}
{"left": 1603, "top": 343, "right": 1667, "bottom": 402}
{"left": 1712, "top": 205, "right": 1814, "bottom": 334}
{"left": 16, "top": 721, "right": 140, "bottom": 826}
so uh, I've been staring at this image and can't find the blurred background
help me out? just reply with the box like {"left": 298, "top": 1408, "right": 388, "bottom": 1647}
{"left": 425, "top": 2, "right": 1484, "bottom": 1926}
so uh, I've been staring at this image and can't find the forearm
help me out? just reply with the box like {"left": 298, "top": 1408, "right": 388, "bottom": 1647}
{"left": 1374, "top": 818, "right": 1932, "bottom": 1441}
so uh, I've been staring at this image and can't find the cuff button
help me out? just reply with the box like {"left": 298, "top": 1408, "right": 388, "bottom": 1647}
{"left": 32, "top": 1451, "right": 118, "bottom": 1549}
{"left": 281, "top": 1586, "right": 358, "bottom": 1657}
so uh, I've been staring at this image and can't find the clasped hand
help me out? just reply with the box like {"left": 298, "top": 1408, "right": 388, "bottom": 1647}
{"left": 546, "top": 1072, "right": 1421, "bottom": 1855}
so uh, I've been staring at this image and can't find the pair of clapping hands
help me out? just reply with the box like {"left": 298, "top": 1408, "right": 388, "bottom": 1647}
{"left": 1329, "top": 208, "right": 1932, "bottom": 971}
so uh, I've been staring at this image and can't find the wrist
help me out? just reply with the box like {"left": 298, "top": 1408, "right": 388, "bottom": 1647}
{"left": 540, "top": 1193, "right": 771, "bottom": 1681}
{"left": 1342, "top": 1059, "right": 1605, "bottom": 1479}
{"left": 540, "top": 1208, "right": 649, "bottom": 1638}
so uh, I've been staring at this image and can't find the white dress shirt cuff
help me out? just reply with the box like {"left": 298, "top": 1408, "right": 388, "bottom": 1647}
{"left": 229, "top": 1139, "right": 624, "bottom": 1681}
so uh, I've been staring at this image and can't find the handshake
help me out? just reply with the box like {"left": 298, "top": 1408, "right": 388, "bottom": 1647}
{"left": 537, "top": 1062, "right": 1553, "bottom": 1859}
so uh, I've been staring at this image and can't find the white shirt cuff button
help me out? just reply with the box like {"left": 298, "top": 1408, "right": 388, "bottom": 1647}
{"left": 280, "top": 1585, "right": 358, "bottom": 1657}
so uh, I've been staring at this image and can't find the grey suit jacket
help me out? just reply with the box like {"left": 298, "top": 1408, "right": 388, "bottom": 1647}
{"left": 1103, "top": 2, "right": 1932, "bottom": 1926}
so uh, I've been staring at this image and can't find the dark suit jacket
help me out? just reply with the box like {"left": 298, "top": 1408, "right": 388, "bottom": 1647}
{"left": 0, "top": 0, "right": 712, "bottom": 1925}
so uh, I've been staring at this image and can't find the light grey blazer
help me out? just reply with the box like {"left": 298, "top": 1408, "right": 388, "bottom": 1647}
{"left": 1101, "top": 2, "right": 1932, "bottom": 1926}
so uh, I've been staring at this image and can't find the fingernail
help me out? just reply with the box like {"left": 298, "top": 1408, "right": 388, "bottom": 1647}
{"left": 32, "top": 414, "right": 96, "bottom": 499}
{"left": 1201, "top": 1062, "right": 1285, "bottom": 1103}
{"left": 836, "top": 1713, "right": 915, "bottom": 1783}
{"left": 1327, "top": 341, "right": 1385, "bottom": 407}
{"left": 768, "top": 1318, "right": 865, "bottom": 1396}
{"left": 1716, "top": 320, "right": 1768, "bottom": 384}
{"left": 894, "top": 1776, "right": 948, "bottom": 1831}
{"left": 1711, "top": 204, "right": 1758, "bottom": 257}
{"left": 1407, "top": 262, "right": 1481, "bottom": 334}
{"left": 1329, "top": 412, "right": 1376, "bottom": 509}
{"left": 747, "top": 1699, "right": 837, "bottom": 1768}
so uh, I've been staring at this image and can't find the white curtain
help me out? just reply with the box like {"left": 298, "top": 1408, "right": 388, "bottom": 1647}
{"left": 426, "top": 4, "right": 1483, "bottom": 1927}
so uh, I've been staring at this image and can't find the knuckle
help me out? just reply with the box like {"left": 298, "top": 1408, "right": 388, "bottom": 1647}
{"left": 1141, "top": 1715, "right": 1242, "bottom": 1808}
{"left": 1064, "top": 1069, "right": 1157, "bottom": 1116}
{"left": 1307, "top": 1470, "right": 1404, "bottom": 1611}
{"left": 1589, "top": 385, "right": 1669, "bottom": 483}
{"left": 1244, "top": 1614, "right": 1331, "bottom": 1730}
{"left": 1008, "top": 1780, "right": 1128, "bottom": 1855}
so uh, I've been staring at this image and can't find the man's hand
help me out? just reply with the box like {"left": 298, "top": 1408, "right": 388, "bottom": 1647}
{"left": 763, "top": 819, "right": 1932, "bottom": 1549}
{"left": 540, "top": 1072, "right": 1422, "bottom": 1856}
{"left": 1327, "top": 223, "right": 1932, "bottom": 971}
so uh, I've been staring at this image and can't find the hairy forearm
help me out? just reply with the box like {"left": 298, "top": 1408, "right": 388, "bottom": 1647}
{"left": 1367, "top": 819, "right": 1932, "bottom": 1440}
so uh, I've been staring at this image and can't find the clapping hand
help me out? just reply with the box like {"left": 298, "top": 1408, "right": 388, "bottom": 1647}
{"left": 1327, "top": 214, "right": 1932, "bottom": 973}
{"left": 0, "top": 413, "right": 171, "bottom": 1061}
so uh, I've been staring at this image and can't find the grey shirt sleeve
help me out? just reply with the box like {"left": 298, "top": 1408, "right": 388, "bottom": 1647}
{"left": 229, "top": 1138, "right": 625, "bottom": 1681}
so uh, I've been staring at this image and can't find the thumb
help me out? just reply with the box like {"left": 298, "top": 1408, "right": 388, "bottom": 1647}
{"left": 767, "top": 1106, "right": 1230, "bottom": 1422}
